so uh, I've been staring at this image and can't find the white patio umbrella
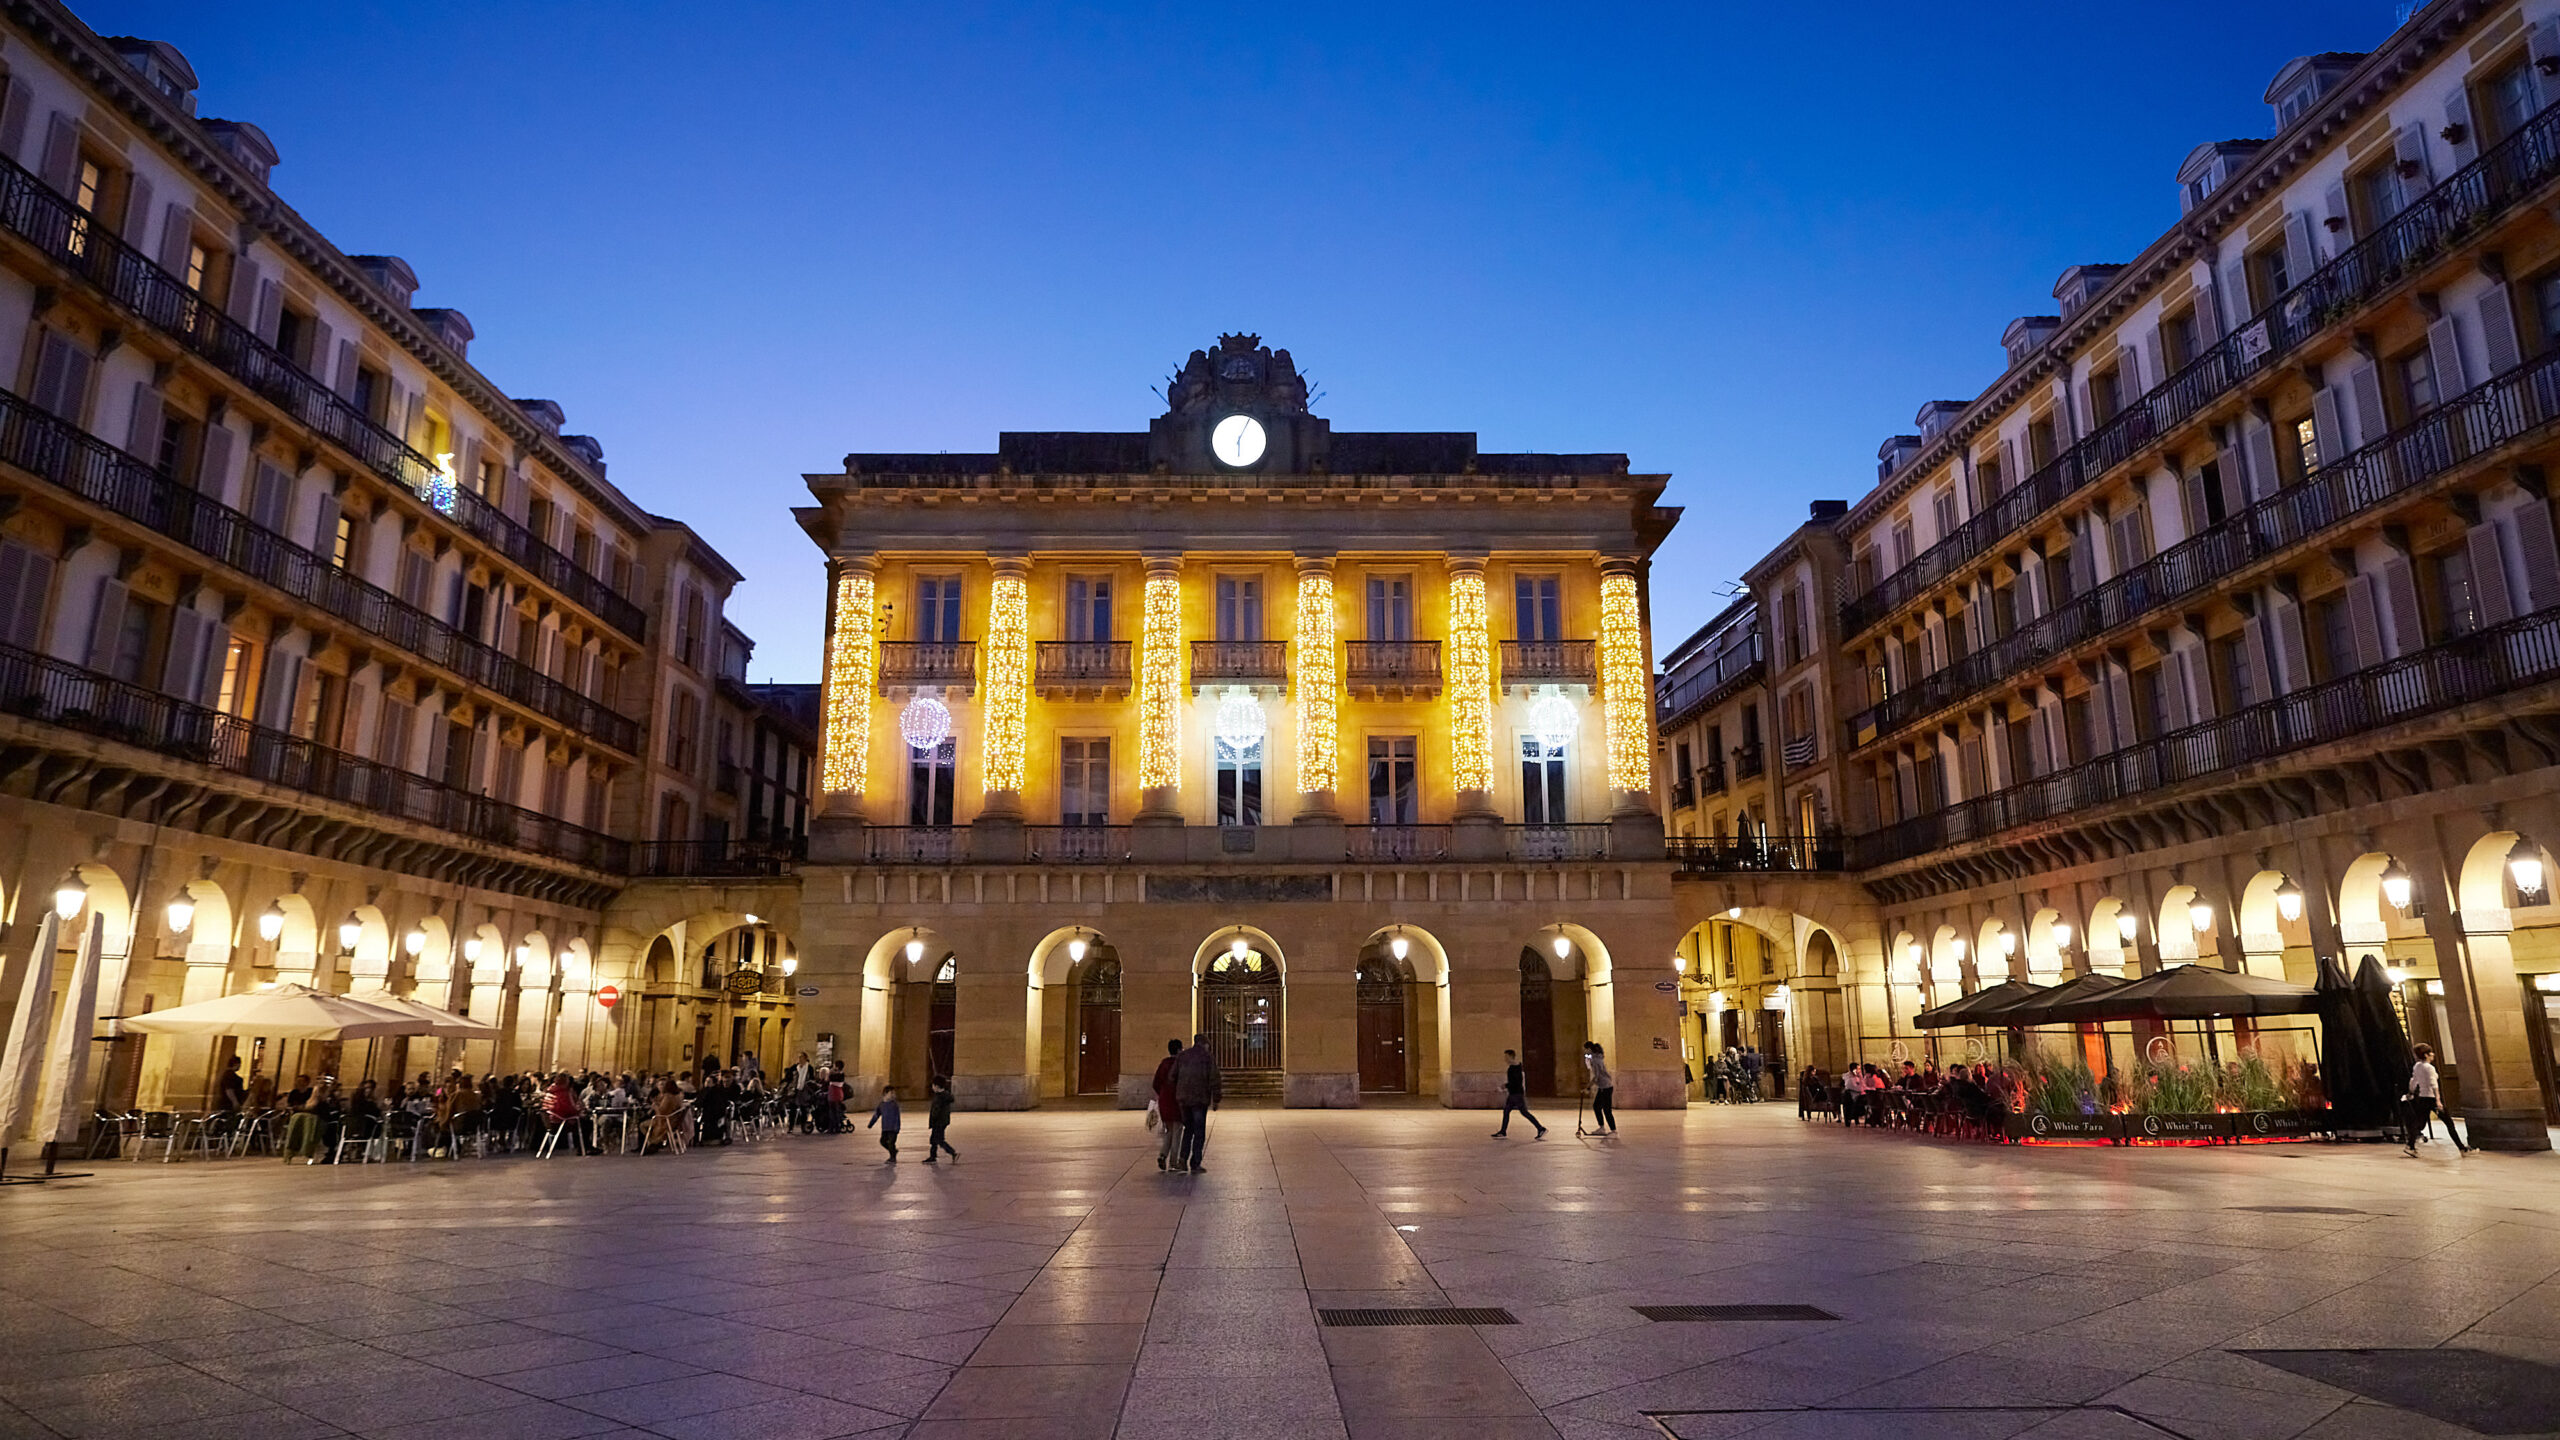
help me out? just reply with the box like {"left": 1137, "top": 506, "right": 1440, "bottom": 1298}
{"left": 343, "top": 990, "right": 501, "bottom": 1038}
{"left": 38, "top": 912, "right": 105, "bottom": 1152}
{"left": 121, "top": 983, "right": 429, "bottom": 1042}
{"left": 0, "top": 908, "right": 62, "bottom": 1173}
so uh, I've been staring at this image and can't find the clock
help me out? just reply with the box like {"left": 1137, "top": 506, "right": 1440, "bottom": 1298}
{"left": 1211, "top": 414, "right": 1266, "bottom": 468}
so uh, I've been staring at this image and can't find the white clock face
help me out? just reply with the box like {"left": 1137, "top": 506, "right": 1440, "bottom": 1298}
{"left": 1211, "top": 414, "right": 1266, "bottom": 468}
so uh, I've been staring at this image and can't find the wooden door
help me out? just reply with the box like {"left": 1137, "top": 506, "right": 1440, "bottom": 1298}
{"left": 1357, "top": 962, "right": 1407, "bottom": 1092}
{"left": 928, "top": 964, "right": 956, "bottom": 1084}
{"left": 1519, "top": 950, "right": 1555, "bottom": 1097}
{"left": 1076, "top": 959, "right": 1122, "bottom": 1095}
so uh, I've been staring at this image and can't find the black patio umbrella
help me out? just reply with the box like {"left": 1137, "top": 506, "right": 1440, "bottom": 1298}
{"left": 2036, "top": 963, "right": 2319, "bottom": 1025}
{"left": 2349, "top": 953, "right": 2415, "bottom": 1114}
{"left": 2314, "top": 955, "right": 2388, "bottom": 1129}
{"left": 1972, "top": 971, "right": 2129, "bottom": 1028}
{"left": 1913, "top": 979, "right": 2048, "bottom": 1030}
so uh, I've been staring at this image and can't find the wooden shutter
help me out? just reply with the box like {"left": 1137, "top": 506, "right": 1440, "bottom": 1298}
{"left": 2105, "top": 665, "right": 2135, "bottom": 750}
{"left": 2273, "top": 596, "right": 2310, "bottom": 694}
{"left": 2241, "top": 420, "right": 2282, "bottom": 502}
{"left": 119, "top": 174, "right": 152, "bottom": 244}
{"left": 332, "top": 339, "right": 358, "bottom": 397}
{"left": 2476, "top": 285, "right": 2523, "bottom": 378}
{"left": 37, "top": 112, "right": 75, "bottom": 192}
{"left": 2347, "top": 361, "right": 2389, "bottom": 448}
{"left": 0, "top": 79, "right": 30, "bottom": 165}
{"left": 2283, "top": 213, "right": 2318, "bottom": 291}
{"left": 2118, "top": 343, "right": 2145, "bottom": 396}
{"left": 2466, "top": 523, "right": 2514, "bottom": 626}
{"left": 2311, "top": 387, "right": 2345, "bottom": 469}
{"left": 2535, "top": 21, "right": 2560, "bottom": 109}
{"left": 225, "top": 255, "right": 262, "bottom": 324}
{"left": 162, "top": 607, "right": 210, "bottom": 701}
{"left": 2323, "top": 181, "right": 2352, "bottom": 245}
{"left": 124, "top": 382, "right": 162, "bottom": 460}
{"left": 0, "top": 540, "right": 52, "bottom": 650}
{"left": 2242, "top": 616, "right": 2273, "bottom": 706}
{"left": 250, "top": 463, "right": 291, "bottom": 533}
{"left": 2142, "top": 327, "right": 2166, "bottom": 395}
{"left": 2426, "top": 316, "right": 2468, "bottom": 395}
{"left": 2379, "top": 557, "right": 2425, "bottom": 657}
{"left": 154, "top": 202, "right": 193, "bottom": 274}
{"left": 84, "top": 578, "right": 129, "bottom": 671}
{"left": 306, "top": 319, "right": 333, "bottom": 382}
{"left": 311, "top": 491, "right": 341, "bottom": 560}
{"left": 30, "top": 331, "right": 78, "bottom": 418}
{"left": 2219, "top": 259, "right": 2252, "bottom": 325}
{"left": 2444, "top": 90, "right": 2479, "bottom": 166}
{"left": 2193, "top": 273, "right": 2223, "bottom": 345}
{"left": 256, "top": 649, "right": 303, "bottom": 729}
{"left": 2181, "top": 469, "right": 2211, "bottom": 541}
{"left": 2393, "top": 124, "right": 2435, "bottom": 199}
{"left": 2510, "top": 498, "right": 2560, "bottom": 610}
{"left": 195, "top": 423, "right": 233, "bottom": 503}
{"left": 2346, "top": 574, "right": 2384, "bottom": 668}
{"left": 252, "top": 279, "right": 282, "bottom": 344}
{"left": 2167, "top": 648, "right": 2199, "bottom": 727}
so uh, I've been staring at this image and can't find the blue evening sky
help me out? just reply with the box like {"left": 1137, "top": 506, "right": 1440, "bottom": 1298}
{"left": 93, "top": 1, "right": 2392, "bottom": 677}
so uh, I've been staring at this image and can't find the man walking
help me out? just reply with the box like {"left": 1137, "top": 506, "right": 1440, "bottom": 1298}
{"left": 1172, "top": 1032, "right": 1220, "bottom": 1173}
{"left": 1493, "top": 1048, "right": 1546, "bottom": 1138}
{"left": 924, "top": 1074, "right": 959, "bottom": 1162}
{"left": 2403, "top": 1043, "right": 2470, "bottom": 1155}
{"left": 1152, "top": 1039, "right": 1184, "bottom": 1171}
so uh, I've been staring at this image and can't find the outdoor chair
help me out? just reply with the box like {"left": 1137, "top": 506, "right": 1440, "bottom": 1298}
{"left": 332, "top": 1114, "right": 384, "bottom": 1165}
{"left": 536, "top": 1116, "right": 584, "bottom": 1158}
{"left": 127, "top": 1110, "right": 182, "bottom": 1162}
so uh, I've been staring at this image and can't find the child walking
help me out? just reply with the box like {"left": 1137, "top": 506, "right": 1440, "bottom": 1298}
{"left": 868, "top": 1085, "right": 901, "bottom": 1162}
{"left": 925, "top": 1075, "right": 959, "bottom": 1162}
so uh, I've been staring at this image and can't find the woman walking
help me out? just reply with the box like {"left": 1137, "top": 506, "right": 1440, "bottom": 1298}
{"left": 1582, "top": 1042, "right": 1617, "bottom": 1135}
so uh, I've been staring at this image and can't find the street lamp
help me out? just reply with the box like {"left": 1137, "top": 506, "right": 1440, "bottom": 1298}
{"left": 1388, "top": 928, "right": 1410, "bottom": 962}
{"left": 462, "top": 934, "right": 484, "bottom": 963}
{"left": 164, "top": 894, "right": 194, "bottom": 935}
{"left": 2511, "top": 838, "right": 2546, "bottom": 900}
{"left": 2051, "top": 921, "right": 2072, "bottom": 951}
{"left": 904, "top": 937, "right": 925, "bottom": 964}
{"left": 339, "top": 914, "right": 363, "bottom": 952}
{"left": 2275, "top": 876, "right": 2305, "bottom": 923}
{"left": 1230, "top": 936, "right": 1250, "bottom": 961}
{"left": 53, "top": 877, "right": 86, "bottom": 919}
{"left": 404, "top": 926, "right": 426, "bottom": 957}
{"left": 2116, "top": 911, "right": 2138, "bottom": 943}
{"left": 2381, "top": 858, "right": 2414, "bottom": 911}
{"left": 1997, "top": 928, "right": 2017, "bottom": 958}
{"left": 781, "top": 956, "right": 798, "bottom": 978}
{"left": 2188, "top": 896, "right": 2214, "bottom": 933}
{"left": 1066, "top": 931, "right": 1089, "bottom": 964}
{"left": 257, "top": 900, "right": 285, "bottom": 943}
{"left": 1551, "top": 933, "right": 1572, "bottom": 960}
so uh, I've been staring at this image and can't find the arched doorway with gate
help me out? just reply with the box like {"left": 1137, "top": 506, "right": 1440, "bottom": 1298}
{"left": 1075, "top": 953, "right": 1123, "bottom": 1096}
{"left": 929, "top": 954, "right": 957, "bottom": 1083}
{"left": 1195, "top": 927, "right": 1285, "bottom": 1101}
{"left": 1518, "top": 948, "right": 1556, "bottom": 1097}
{"left": 1357, "top": 953, "right": 1413, "bottom": 1093}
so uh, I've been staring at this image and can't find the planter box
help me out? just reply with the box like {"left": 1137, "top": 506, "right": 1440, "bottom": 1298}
{"left": 2006, "top": 1108, "right": 2327, "bottom": 1144}
{"left": 2007, "top": 1112, "right": 2122, "bottom": 1142}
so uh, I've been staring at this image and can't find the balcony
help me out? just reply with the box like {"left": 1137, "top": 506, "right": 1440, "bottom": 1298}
{"left": 1035, "top": 641, "right": 1132, "bottom": 699}
{"left": 0, "top": 153, "right": 646, "bottom": 639}
{"left": 629, "top": 838, "right": 798, "bottom": 878}
{"left": 1190, "top": 639, "right": 1286, "bottom": 690}
{"left": 878, "top": 641, "right": 976, "bottom": 695}
{"left": 0, "top": 641, "right": 626, "bottom": 872}
{"left": 1852, "top": 601, "right": 2560, "bottom": 871}
{"left": 863, "top": 825, "right": 967, "bottom": 863}
{"left": 1668, "top": 830, "right": 1845, "bottom": 874}
{"left": 0, "top": 387, "right": 642, "bottom": 753}
{"left": 1734, "top": 742, "right": 1766, "bottom": 780}
{"left": 1657, "top": 631, "right": 1764, "bottom": 729}
{"left": 1511, "top": 823, "right": 1610, "bottom": 861}
{"left": 1345, "top": 824, "right": 1450, "bottom": 862}
{"left": 1839, "top": 91, "right": 2560, "bottom": 642}
{"left": 1500, "top": 639, "right": 1596, "bottom": 691}
{"left": 1669, "top": 774, "right": 1696, "bottom": 811}
{"left": 1699, "top": 762, "right": 1728, "bottom": 796}
{"left": 1027, "top": 825, "right": 1131, "bottom": 863}
{"left": 1848, "top": 335, "right": 2560, "bottom": 749}
{"left": 1345, "top": 640, "right": 1441, "bottom": 699}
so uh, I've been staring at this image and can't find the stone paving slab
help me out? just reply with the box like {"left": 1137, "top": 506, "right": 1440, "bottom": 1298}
{"left": 2, "top": 1104, "right": 2557, "bottom": 1437}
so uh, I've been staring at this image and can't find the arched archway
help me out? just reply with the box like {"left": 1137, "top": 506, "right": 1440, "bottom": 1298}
{"left": 1193, "top": 927, "right": 1284, "bottom": 1079}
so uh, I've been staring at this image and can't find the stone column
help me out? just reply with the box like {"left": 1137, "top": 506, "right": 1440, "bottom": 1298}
{"left": 460, "top": 939, "right": 508, "bottom": 1075}
{"left": 951, "top": 921, "right": 1037, "bottom": 1110}
{"left": 810, "top": 558, "right": 878, "bottom": 863}
{"left": 1284, "top": 926, "right": 1357, "bottom": 1107}
{"left": 972, "top": 556, "right": 1032, "bottom": 861}
{"left": 1119, "top": 948, "right": 1193, "bottom": 1110}
{"left": 554, "top": 962, "right": 598, "bottom": 1073}
{"left": 1599, "top": 561, "right": 1664, "bottom": 858}
{"left": 1442, "top": 938, "right": 1521, "bottom": 1109}
{"left": 1290, "top": 554, "right": 1341, "bottom": 823}
{"left": 139, "top": 933, "right": 235, "bottom": 1111}
{"left": 1135, "top": 554, "right": 1185, "bottom": 827}
{"left": 2420, "top": 830, "right": 2551, "bottom": 1151}
{"left": 1445, "top": 555, "right": 1501, "bottom": 861}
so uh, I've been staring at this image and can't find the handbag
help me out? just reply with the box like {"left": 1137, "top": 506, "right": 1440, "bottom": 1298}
{"left": 1145, "top": 1098, "right": 1161, "bottom": 1132}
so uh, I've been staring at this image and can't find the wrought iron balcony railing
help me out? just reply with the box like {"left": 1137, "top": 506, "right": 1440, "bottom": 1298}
{"left": 1035, "top": 641, "right": 1132, "bottom": 691}
{"left": 1669, "top": 775, "right": 1696, "bottom": 811}
{"left": 1734, "top": 742, "right": 1766, "bottom": 779}
{"left": 628, "top": 839, "right": 800, "bottom": 878}
{"left": 1500, "top": 639, "right": 1597, "bottom": 686}
{"left": 1699, "top": 762, "right": 1727, "bottom": 796}
{"left": 1657, "top": 631, "right": 1764, "bottom": 727}
{"left": 1027, "top": 825, "right": 1131, "bottom": 863}
{"left": 1841, "top": 92, "right": 2560, "bottom": 639}
{"left": 1345, "top": 640, "right": 1441, "bottom": 693}
{"left": 864, "top": 825, "right": 967, "bottom": 863}
{"left": 1511, "top": 823, "right": 1610, "bottom": 861}
{"left": 1345, "top": 824, "right": 1450, "bottom": 862}
{"left": 0, "top": 641, "right": 626, "bottom": 871}
{"left": 1852, "top": 602, "right": 2560, "bottom": 869}
{"left": 0, "top": 149, "right": 646, "bottom": 638}
{"left": 877, "top": 641, "right": 976, "bottom": 691}
{"left": 1190, "top": 639, "right": 1286, "bottom": 686}
{"left": 1848, "top": 338, "right": 2560, "bottom": 748}
{"left": 1667, "top": 830, "right": 1844, "bottom": 874}
{"left": 0, "top": 387, "right": 641, "bottom": 752}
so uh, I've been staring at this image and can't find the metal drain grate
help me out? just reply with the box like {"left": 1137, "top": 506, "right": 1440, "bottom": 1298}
{"left": 1634, "top": 1304, "right": 1839, "bottom": 1322}
{"left": 1318, "top": 1307, "right": 1517, "bottom": 1327}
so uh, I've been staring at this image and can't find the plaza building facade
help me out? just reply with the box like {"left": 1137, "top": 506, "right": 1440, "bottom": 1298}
{"left": 789, "top": 334, "right": 1697, "bottom": 1110}
{"left": 1653, "top": 0, "right": 2560, "bottom": 1147}
{"left": 0, "top": 1, "right": 812, "bottom": 1125}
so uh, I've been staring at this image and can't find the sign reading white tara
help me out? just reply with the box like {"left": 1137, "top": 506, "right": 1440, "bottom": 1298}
{"left": 1213, "top": 687, "right": 1267, "bottom": 756}
{"left": 1526, "top": 689, "right": 1579, "bottom": 750}
{"left": 899, "top": 694, "right": 952, "bottom": 752}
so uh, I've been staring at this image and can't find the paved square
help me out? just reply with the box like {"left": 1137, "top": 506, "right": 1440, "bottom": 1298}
{"left": 3, "top": 1104, "right": 2557, "bottom": 1439}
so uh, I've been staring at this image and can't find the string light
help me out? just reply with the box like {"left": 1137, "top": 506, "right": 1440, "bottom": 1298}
{"left": 820, "top": 568, "right": 874, "bottom": 796}
{"left": 1599, "top": 570, "right": 1651, "bottom": 792}
{"left": 899, "top": 694, "right": 952, "bottom": 752}
{"left": 1293, "top": 567, "right": 1337, "bottom": 794}
{"left": 982, "top": 568, "right": 1028, "bottom": 794}
{"left": 1138, "top": 568, "right": 1184, "bottom": 790}
{"left": 1446, "top": 567, "right": 1493, "bottom": 793}
{"left": 1213, "top": 687, "right": 1267, "bottom": 756}
{"left": 1526, "top": 688, "right": 1578, "bottom": 750}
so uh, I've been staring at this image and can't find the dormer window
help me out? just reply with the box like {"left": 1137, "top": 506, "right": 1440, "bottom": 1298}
{"left": 2262, "top": 53, "right": 2363, "bottom": 135}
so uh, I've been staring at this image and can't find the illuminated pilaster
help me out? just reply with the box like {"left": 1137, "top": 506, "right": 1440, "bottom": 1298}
{"left": 818, "top": 560, "right": 875, "bottom": 813}
{"left": 982, "top": 557, "right": 1030, "bottom": 810}
{"left": 1445, "top": 556, "right": 1495, "bottom": 812}
{"left": 1292, "top": 555, "right": 1338, "bottom": 815}
{"left": 1137, "top": 556, "right": 1184, "bottom": 817}
{"left": 1600, "top": 562, "right": 1655, "bottom": 810}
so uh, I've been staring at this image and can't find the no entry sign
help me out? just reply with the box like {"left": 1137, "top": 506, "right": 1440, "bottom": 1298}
{"left": 596, "top": 984, "right": 619, "bottom": 1009}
